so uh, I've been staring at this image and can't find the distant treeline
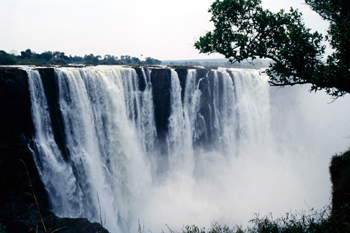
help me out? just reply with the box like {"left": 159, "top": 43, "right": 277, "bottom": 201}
{"left": 0, "top": 49, "right": 161, "bottom": 66}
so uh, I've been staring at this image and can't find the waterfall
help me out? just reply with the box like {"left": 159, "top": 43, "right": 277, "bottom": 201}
{"left": 28, "top": 69, "right": 84, "bottom": 216}
{"left": 28, "top": 67, "right": 152, "bottom": 232}
{"left": 26, "top": 66, "right": 350, "bottom": 232}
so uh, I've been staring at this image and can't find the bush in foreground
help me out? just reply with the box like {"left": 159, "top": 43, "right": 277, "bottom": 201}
{"left": 180, "top": 205, "right": 349, "bottom": 233}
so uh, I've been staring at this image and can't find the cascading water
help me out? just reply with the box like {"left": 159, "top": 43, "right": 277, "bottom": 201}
{"left": 29, "top": 67, "right": 152, "bottom": 232}
{"left": 27, "top": 66, "right": 350, "bottom": 232}
{"left": 28, "top": 70, "right": 82, "bottom": 216}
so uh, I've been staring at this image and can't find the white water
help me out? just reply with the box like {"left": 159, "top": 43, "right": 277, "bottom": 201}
{"left": 27, "top": 66, "right": 350, "bottom": 232}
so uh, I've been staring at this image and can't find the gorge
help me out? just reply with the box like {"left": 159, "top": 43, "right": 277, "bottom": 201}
{"left": 1, "top": 65, "right": 349, "bottom": 233}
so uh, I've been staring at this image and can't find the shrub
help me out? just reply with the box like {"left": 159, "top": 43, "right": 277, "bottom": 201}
{"left": 0, "top": 223, "right": 7, "bottom": 233}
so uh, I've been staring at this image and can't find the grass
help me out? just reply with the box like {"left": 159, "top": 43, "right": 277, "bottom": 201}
{"left": 20, "top": 159, "right": 47, "bottom": 233}
{"left": 179, "top": 205, "right": 349, "bottom": 233}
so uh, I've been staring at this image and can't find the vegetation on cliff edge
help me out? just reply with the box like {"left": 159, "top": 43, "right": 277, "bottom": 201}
{"left": 0, "top": 49, "right": 161, "bottom": 66}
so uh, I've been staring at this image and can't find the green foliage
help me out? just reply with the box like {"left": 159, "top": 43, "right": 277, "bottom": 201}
{"left": 181, "top": 206, "right": 349, "bottom": 233}
{"left": 195, "top": 0, "right": 350, "bottom": 97}
{"left": 248, "top": 208, "right": 331, "bottom": 233}
{"left": 183, "top": 222, "right": 243, "bottom": 233}
{"left": 120, "top": 55, "right": 133, "bottom": 64}
{"left": 84, "top": 54, "right": 100, "bottom": 65}
{"left": 0, "top": 223, "right": 7, "bottom": 233}
{"left": 50, "top": 57, "right": 68, "bottom": 65}
{"left": 2, "top": 48, "right": 162, "bottom": 66}
{"left": 144, "top": 57, "right": 161, "bottom": 65}
{"left": 132, "top": 56, "right": 141, "bottom": 64}
{"left": 40, "top": 51, "right": 54, "bottom": 61}
{"left": 0, "top": 50, "right": 16, "bottom": 65}
{"left": 71, "top": 55, "right": 84, "bottom": 63}
{"left": 20, "top": 49, "right": 33, "bottom": 59}
{"left": 102, "top": 54, "right": 120, "bottom": 65}
{"left": 16, "top": 49, "right": 68, "bottom": 65}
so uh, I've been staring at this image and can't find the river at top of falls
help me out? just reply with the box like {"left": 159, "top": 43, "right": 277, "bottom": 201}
{"left": 26, "top": 65, "right": 350, "bottom": 233}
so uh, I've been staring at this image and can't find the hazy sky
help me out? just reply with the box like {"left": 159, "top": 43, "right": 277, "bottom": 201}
{"left": 0, "top": 0, "right": 329, "bottom": 60}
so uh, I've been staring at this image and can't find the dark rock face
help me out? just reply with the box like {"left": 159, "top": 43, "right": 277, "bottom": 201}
{"left": 25, "top": 216, "right": 109, "bottom": 233}
{"left": 174, "top": 68, "right": 187, "bottom": 103}
{"left": 38, "top": 68, "right": 69, "bottom": 161}
{"left": 0, "top": 67, "right": 109, "bottom": 233}
{"left": 0, "top": 68, "right": 33, "bottom": 144}
{"left": 329, "top": 151, "right": 350, "bottom": 219}
{"left": 0, "top": 67, "right": 50, "bottom": 233}
{"left": 134, "top": 67, "right": 146, "bottom": 92}
{"left": 150, "top": 68, "right": 172, "bottom": 141}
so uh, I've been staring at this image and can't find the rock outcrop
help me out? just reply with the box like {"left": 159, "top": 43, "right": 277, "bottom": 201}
{"left": 328, "top": 150, "right": 350, "bottom": 230}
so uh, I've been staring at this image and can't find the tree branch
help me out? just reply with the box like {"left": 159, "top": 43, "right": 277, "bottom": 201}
{"left": 269, "top": 81, "right": 311, "bottom": 86}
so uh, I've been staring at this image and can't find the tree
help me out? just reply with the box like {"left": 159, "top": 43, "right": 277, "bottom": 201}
{"left": 20, "top": 49, "right": 34, "bottom": 59}
{"left": 0, "top": 50, "right": 17, "bottom": 65}
{"left": 194, "top": 0, "right": 350, "bottom": 97}
{"left": 120, "top": 55, "right": 133, "bottom": 64}
{"left": 132, "top": 57, "right": 141, "bottom": 64}
{"left": 50, "top": 57, "right": 68, "bottom": 65}
{"left": 40, "top": 51, "right": 53, "bottom": 61}
{"left": 84, "top": 54, "right": 99, "bottom": 65}
{"left": 144, "top": 57, "right": 161, "bottom": 65}
{"left": 70, "top": 55, "right": 84, "bottom": 63}
{"left": 53, "top": 51, "right": 70, "bottom": 61}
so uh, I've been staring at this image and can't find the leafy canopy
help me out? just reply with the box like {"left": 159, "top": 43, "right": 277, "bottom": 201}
{"left": 0, "top": 50, "right": 16, "bottom": 65}
{"left": 0, "top": 49, "right": 161, "bottom": 66}
{"left": 195, "top": 0, "right": 350, "bottom": 97}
